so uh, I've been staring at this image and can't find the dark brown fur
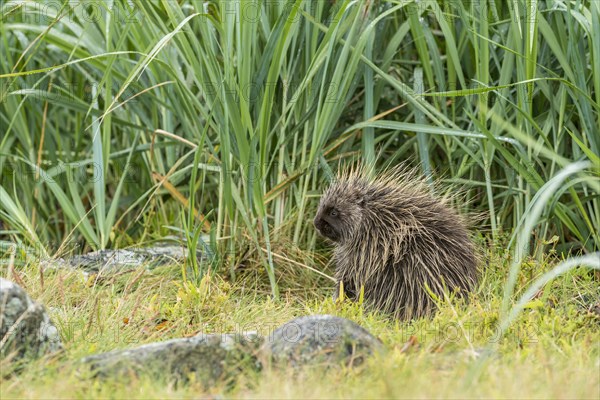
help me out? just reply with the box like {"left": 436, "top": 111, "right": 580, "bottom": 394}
{"left": 313, "top": 166, "right": 478, "bottom": 320}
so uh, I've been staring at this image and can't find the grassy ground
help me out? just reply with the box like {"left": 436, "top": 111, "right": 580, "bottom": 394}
{"left": 1, "top": 248, "right": 598, "bottom": 399}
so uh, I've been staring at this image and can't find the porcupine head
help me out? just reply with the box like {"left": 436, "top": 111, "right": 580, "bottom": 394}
{"left": 313, "top": 168, "right": 379, "bottom": 302}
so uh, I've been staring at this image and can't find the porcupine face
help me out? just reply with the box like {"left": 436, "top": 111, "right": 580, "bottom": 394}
{"left": 314, "top": 180, "right": 365, "bottom": 243}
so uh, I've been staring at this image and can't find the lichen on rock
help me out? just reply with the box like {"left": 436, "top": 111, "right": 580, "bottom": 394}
{"left": 262, "top": 315, "right": 383, "bottom": 368}
{"left": 0, "top": 277, "right": 63, "bottom": 362}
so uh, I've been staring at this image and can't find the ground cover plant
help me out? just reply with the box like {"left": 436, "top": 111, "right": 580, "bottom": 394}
{"left": 1, "top": 0, "right": 599, "bottom": 398}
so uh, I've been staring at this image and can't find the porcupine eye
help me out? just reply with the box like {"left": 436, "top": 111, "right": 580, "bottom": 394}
{"left": 329, "top": 209, "right": 338, "bottom": 217}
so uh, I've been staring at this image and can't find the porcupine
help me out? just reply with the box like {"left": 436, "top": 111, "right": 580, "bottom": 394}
{"left": 313, "top": 166, "right": 478, "bottom": 320}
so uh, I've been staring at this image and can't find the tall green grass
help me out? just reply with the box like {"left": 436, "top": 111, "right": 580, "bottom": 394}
{"left": 1, "top": 0, "right": 598, "bottom": 299}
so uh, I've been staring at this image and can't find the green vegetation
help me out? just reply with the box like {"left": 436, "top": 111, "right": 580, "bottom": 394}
{"left": 1, "top": 256, "right": 598, "bottom": 398}
{"left": 1, "top": 0, "right": 599, "bottom": 398}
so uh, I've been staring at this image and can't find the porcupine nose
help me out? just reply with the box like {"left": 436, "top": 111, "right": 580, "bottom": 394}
{"left": 313, "top": 213, "right": 327, "bottom": 235}
{"left": 313, "top": 215, "right": 322, "bottom": 231}
{"left": 314, "top": 214, "right": 337, "bottom": 242}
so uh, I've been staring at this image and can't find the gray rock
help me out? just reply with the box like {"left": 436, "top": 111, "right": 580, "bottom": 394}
{"left": 80, "top": 332, "right": 262, "bottom": 385}
{"left": 42, "top": 243, "right": 209, "bottom": 274}
{"left": 0, "top": 278, "right": 63, "bottom": 361}
{"left": 262, "top": 315, "right": 383, "bottom": 368}
{"left": 78, "top": 316, "right": 381, "bottom": 386}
